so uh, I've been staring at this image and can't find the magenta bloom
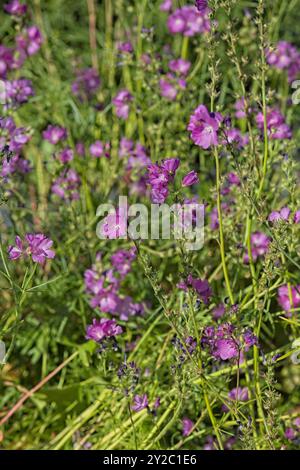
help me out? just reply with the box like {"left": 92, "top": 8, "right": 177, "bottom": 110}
{"left": 76, "top": 142, "right": 85, "bottom": 156}
{"left": 223, "top": 128, "right": 249, "bottom": 149}
{"left": 161, "top": 158, "right": 181, "bottom": 174}
{"left": 7, "top": 236, "right": 23, "bottom": 260}
{"left": 147, "top": 158, "right": 180, "bottom": 203}
{"left": 256, "top": 108, "right": 291, "bottom": 140}
{"left": 4, "top": 0, "right": 27, "bottom": 16}
{"left": 244, "top": 232, "right": 270, "bottom": 263}
{"left": 202, "top": 323, "right": 256, "bottom": 362}
{"left": 160, "top": 0, "right": 172, "bottom": 11}
{"left": 8, "top": 234, "right": 55, "bottom": 264}
{"left": 58, "top": 147, "right": 74, "bottom": 164}
{"left": 212, "top": 303, "right": 225, "bottom": 320}
{"left": 132, "top": 394, "right": 148, "bottom": 412}
{"left": 159, "top": 77, "right": 178, "bottom": 101}
{"left": 285, "top": 428, "right": 296, "bottom": 441}
{"left": 266, "top": 41, "right": 300, "bottom": 83}
{"left": 167, "top": 6, "right": 210, "bottom": 37}
{"left": 234, "top": 97, "right": 249, "bottom": 119}
{"left": 227, "top": 172, "right": 240, "bottom": 186}
{"left": 168, "top": 58, "right": 191, "bottom": 76}
{"left": 89, "top": 140, "right": 109, "bottom": 158}
{"left": 0, "top": 154, "right": 31, "bottom": 177}
{"left": 195, "top": 0, "right": 208, "bottom": 12}
{"left": 186, "top": 276, "right": 212, "bottom": 304}
{"left": 117, "top": 42, "right": 133, "bottom": 53}
{"left": 99, "top": 210, "right": 127, "bottom": 239}
{"left": 182, "top": 170, "right": 199, "bottom": 187}
{"left": 16, "top": 25, "right": 43, "bottom": 56}
{"left": 52, "top": 169, "right": 81, "bottom": 201}
{"left": 86, "top": 318, "right": 123, "bottom": 342}
{"left": 222, "top": 387, "right": 249, "bottom": 412}
{"left": 3, "top": 78, "right": 34, "bottom": 108}
{"left": 277, "top": 285, "right": 300, "bottom": 314}
{"left": 214, "top": 338, "right": 239, "bottom": 360}
{"left": 268, "top": 206, "right": 290, "bottom": 223}
{"left": 182, "top": 417, "right": 194, "bottom": 437}
{"left": 43, "top": 125, "right": 67, "bottom": 145}
{"left": 111, "top": 247, "right": 136, "bottom": 278}
{"left": 188, "top": 105, "right": 222, "bottom": 149}
{"left": 112, "top": 89, "right": 133, "bottom": 120}
{"left": 228, "top": 387, "right": 249, "bottom": 402}
{"left": 71, "top": 68, "right": 100, "bottom": 101}
{"left": 294, "top": 210, "right": 300, "bottom": 224}
{"left": 0, "top": 45, "right": 14, "bottom": 78}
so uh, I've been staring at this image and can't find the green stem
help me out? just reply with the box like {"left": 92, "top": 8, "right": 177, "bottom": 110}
{"left": 214, "top": 149, "right": 234, "bottom": 305}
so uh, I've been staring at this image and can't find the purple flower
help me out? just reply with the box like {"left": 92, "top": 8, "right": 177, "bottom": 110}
{"left": 227, "top": 172, "right": 240, "bottom": 186}
{"left": 210, "top": 203, "right": 230, "bottom": 230}
{"left": 234, "top": 97, "right": 248, "bottom": 119}
{"left": 8, "top": 127, "right": 30, "bottom": 153}
{"left": 160, "top": 0, "right": 172, "bottom": 11}
{"left": 8, "top": 234, "right": 55, "bottom": 264}
{"left": 4, "top": 0, "right": 27, "bottom": 16}
{"left": 256, "top": 108, "right": 292, "bottom": 140}
{"left": 228, "top": 386, "right": 249, "bottom": 402}
{"left": 99, "top": 209, "right": 127, "bottom": 239}
{"left": 117, "top": 297, "right": 144, "bottom": 321}
{"left": 167, "top": 6, "right": 210, "bottom": 37}
{"left": 86, "top": 318, "right": 123, "bottom": 342}
{"left": 2, "top": 78, "right": 34, "bottom": 108}
{"left": 186, "top": 276, "right": 212, "bottom": 304}
{"left": 71, "top": 68, "right": 100, "bottom": 101}
{"left": 1, "top": 154, "right": 31, "bottom": 177}
{"left": 161, "top": 158, "right": 181, "bottom": 174}
{"left": 285, "top": 428, "right": 296, "bottom": 441}
{"left": 151, "top": 186, "right": 169, "bottom": 203}
{"left": 188, "top": 105, "right": 223, "bottom": 149}
{"left": 244, "top": 232, "right": 270, "bottom": 263}
{"left": 43, "top": 125, "right": 67, "bottom": 145}
{"left": 212, "top": 303, "right": 225, "bottom": 320}
{"left": 277, "top": 285, "right": 300, "bottom": 314}
{"left": 16, "top": 26, "right": 43, "bottom": 56}
{"left": 112, "top": 89, "right": 133, "bottom": 120}
{"left": 182, "top": 417, "right": 194, "bottom": 437}
{"left": 202, "top": 323, "right": 255, "bottom": 362}
{"left": 182, "top": 170, "right": 199, "bottom": 187}
{"left": 0, "top": 45, "right": 14, "bottom": 78}
{"left": 203, "top": 436, "right": 216, "bottom": 450}
{"left": 89, "top": 140, "right": 110, "bottom": 158}
{"left": 7, "top": 236, "right": 23, "bottom": 260}
{"left": 243, "top": 330, "right": 258, "bottom": 350}
{"left": 51, "top": 169, "right": 81, "bottom": 201}
{"left": 117, "top": 42, "right": 133, "bottom": 53}
{"left": 146, "top": 158, "right": 180, "bottom": 203}
{"left": 268, "top": 206, "right": 291, "bottom": 223}
{"left": 111, "top": 248, "right": 136, "bottom": 278}
{"left": 153, "top": 397, "right": 161, "bottom": 409}
{"left": 132, "top": 394, "right": 148, "bottom": 412}
{"left": 222, "top": 387, "right": 249, "bottom": 412}
{"left": 168, "top": 58, "right": 191, "bottom": 76}
{"left": 223, "top": 128, "right": 249, "bottom": 149}
{"left": 266, "top": 41, "right": 300, "bottom": 83}
{"left": 294, "top": 210, "right": 300, "bottom": 224}
{"left": 214, "top": 338, "right": 239, "bottom": 360}
{"left": 76, "top": 142, "right": 85, "bottom": 156}
{"left": 159, "top": 77, "right": 178, "bottom": 101}
{"left": 195, "top": 0, "right": 208, "bottom": 12}
{"left": 58, "top": 147, "right": 74, "bottom": 164}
